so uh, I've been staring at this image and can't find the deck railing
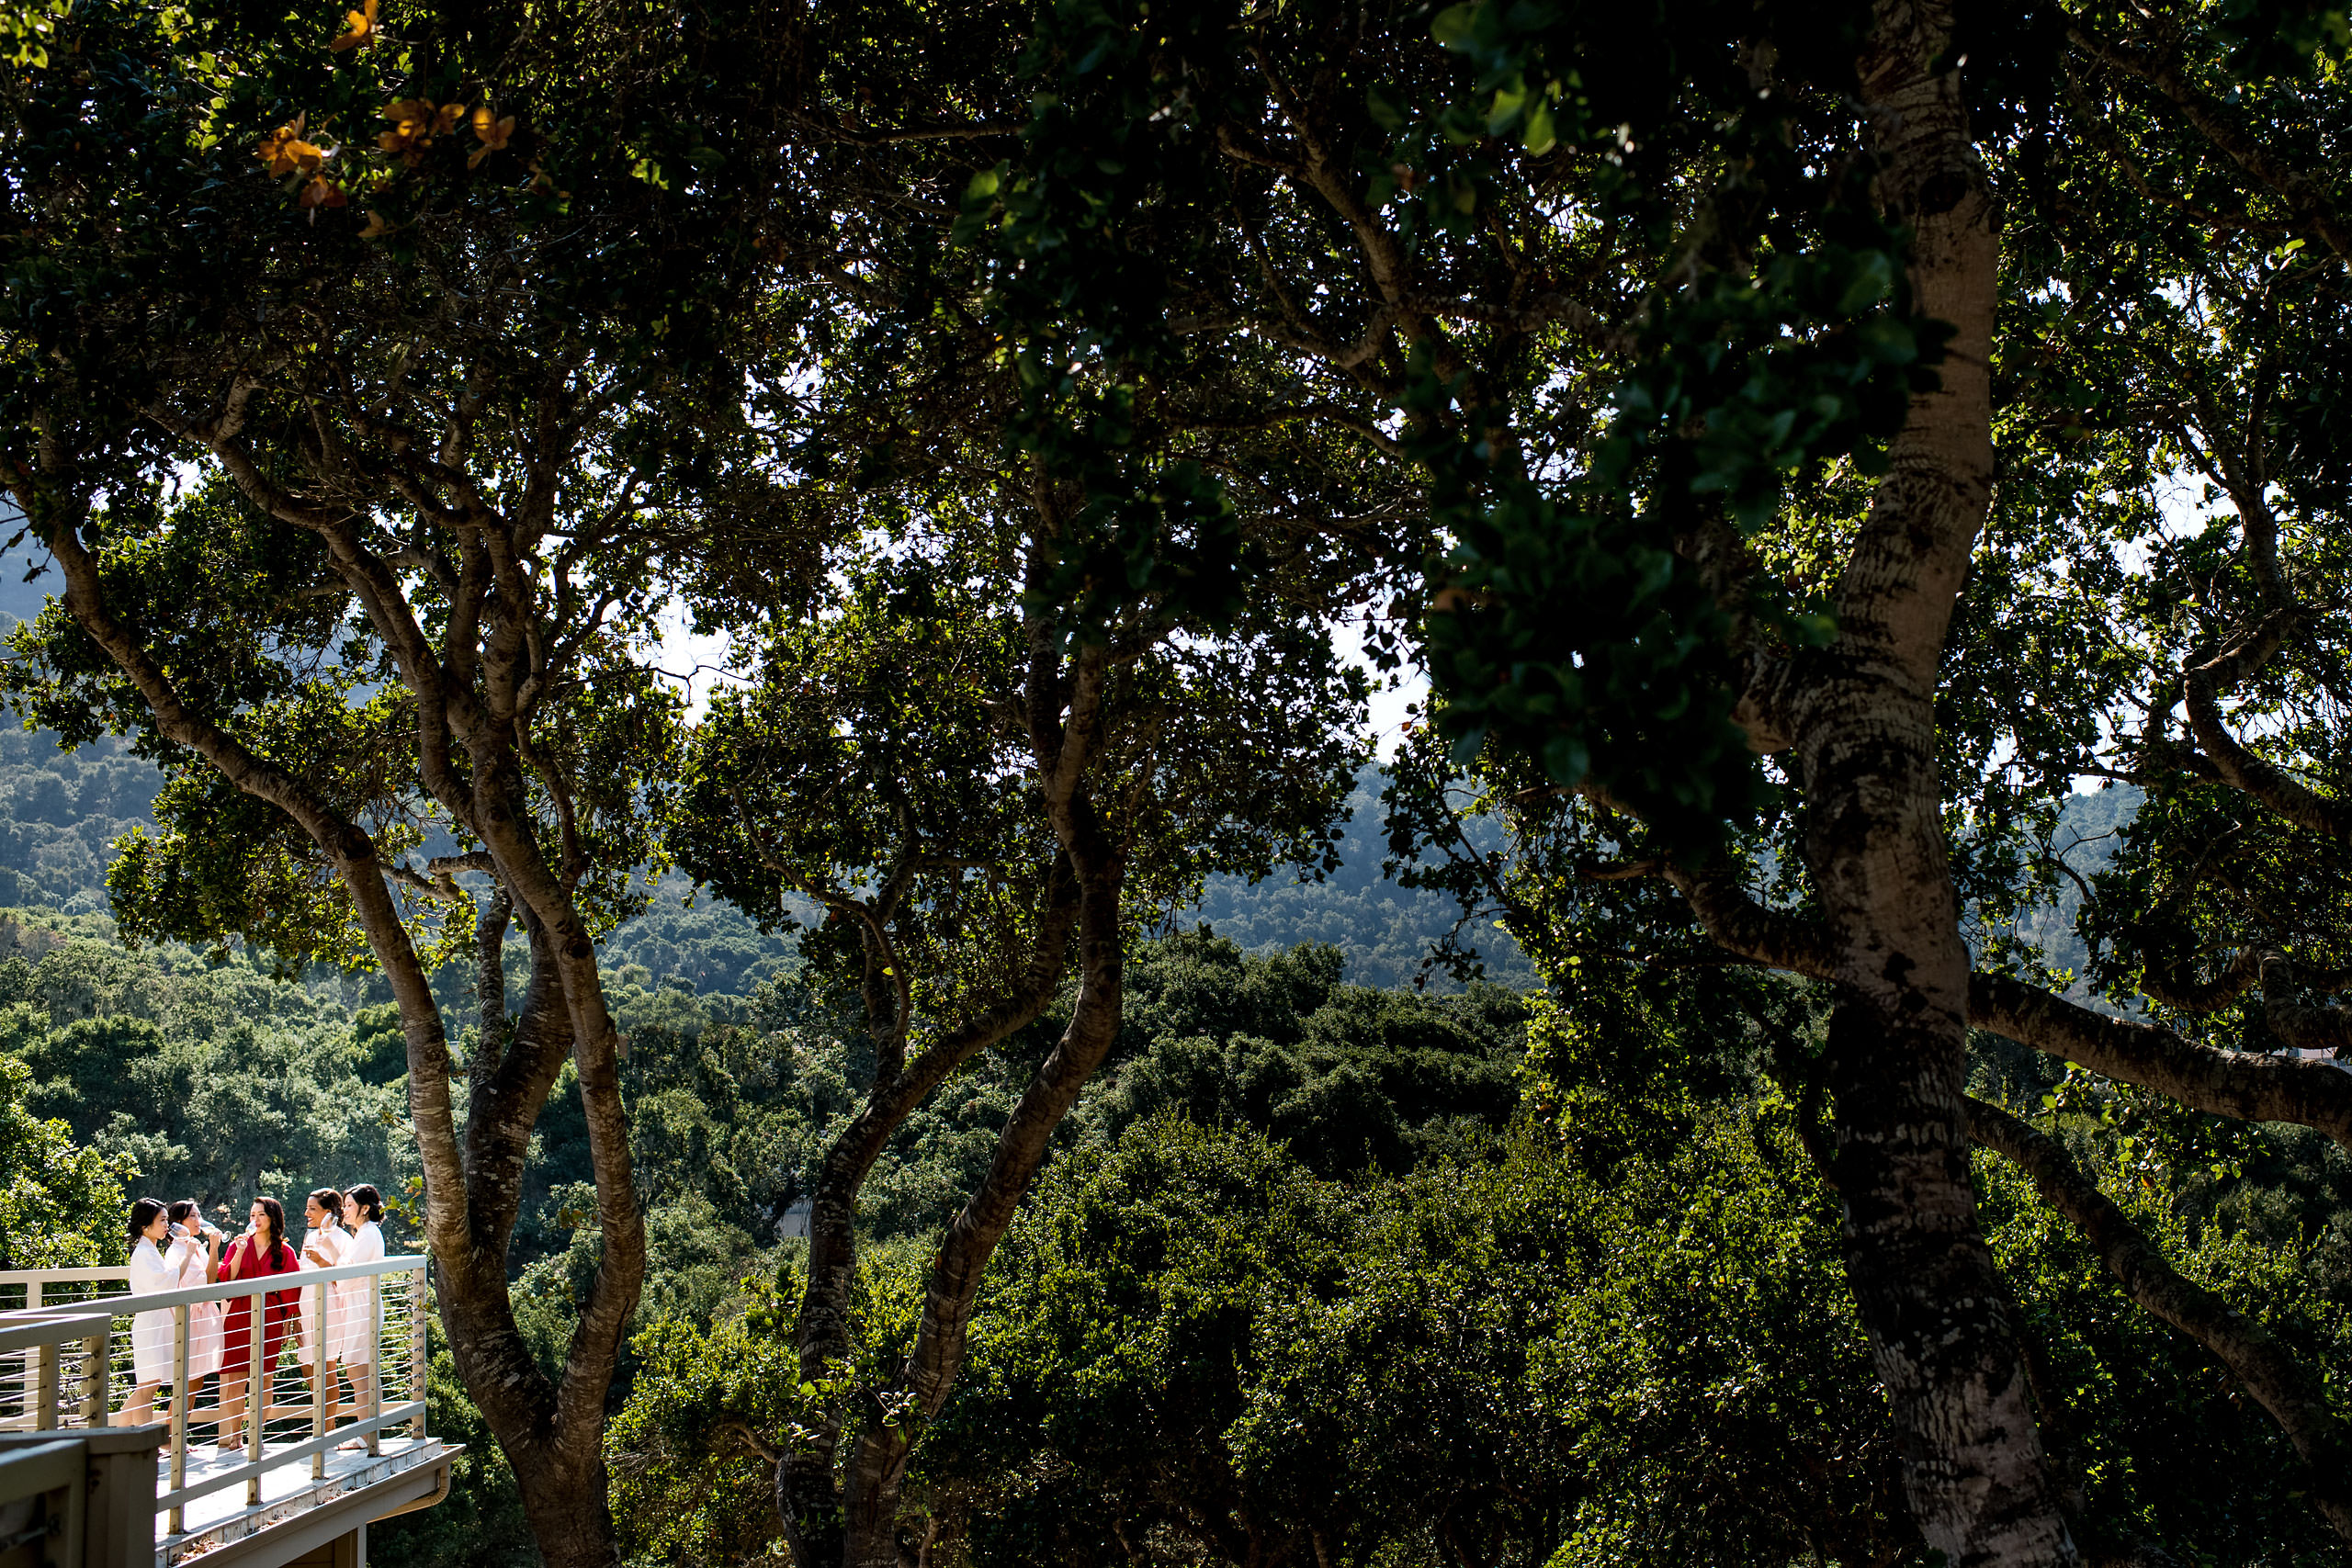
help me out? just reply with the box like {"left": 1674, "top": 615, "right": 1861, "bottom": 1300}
{"left": 0, "top": 1253, "right": 430, "bottom": 1551}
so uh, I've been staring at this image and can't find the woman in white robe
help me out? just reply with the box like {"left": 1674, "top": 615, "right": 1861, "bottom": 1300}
{"left": 164, "top": 1202, "right": 224, "bottom": 1393}
{"left": 122, "top": 1198, "right": 193, "bottom": 1425}
{"left": 294, "top": 1188, "right": 347, "bottom": 1405}
{"left": 331, "top": 1184, "right": 386, "bottom": 1432}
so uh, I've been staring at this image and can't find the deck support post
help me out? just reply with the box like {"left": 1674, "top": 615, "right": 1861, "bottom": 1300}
{"left": 311, "top": 1283, "right": 329, "bottom": 1480}
{"left": 365, "top": 1273, "right": 382, "bottom": 1458}
{"left": 33, "top": 1341, "right": 55, "bottom": 1431}
{"left": 76, "top": 1330, "right": 107, "bottom": 1426}
{"left": 408, "top": 1268, "right": 427, "bottom": 1441}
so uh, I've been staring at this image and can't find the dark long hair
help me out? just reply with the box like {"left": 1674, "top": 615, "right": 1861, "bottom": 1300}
{"left": 254, "top": 1196, "right": 287, "bottom": 1255}
{"left": 127, "top": 1197, "right": 166, "bottom": 1246}
{"left": 345, "top": 1184, "right": 383, "bottom": 1224}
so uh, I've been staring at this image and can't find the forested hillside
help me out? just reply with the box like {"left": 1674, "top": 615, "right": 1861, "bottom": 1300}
{"left": 3, "top": 716, "right": 2332, "bottom": 1568}
{"left": 9, "top": 861, "right": 2337, "bottom": 1568}
{"left": 0, "top": 710, "right": 1523, "bottom": 991}
{"left": 5, "top": 708, "right": 2284, "bottom": 1568}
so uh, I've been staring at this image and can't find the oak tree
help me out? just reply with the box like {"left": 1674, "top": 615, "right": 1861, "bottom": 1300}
{"left": 0, "top": 1, "right": 808, "bottom": 1560}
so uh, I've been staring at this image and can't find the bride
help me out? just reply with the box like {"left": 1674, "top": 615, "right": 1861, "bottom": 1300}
{"left": 331, "top": 1183, "right": 387, "bottom": 1440}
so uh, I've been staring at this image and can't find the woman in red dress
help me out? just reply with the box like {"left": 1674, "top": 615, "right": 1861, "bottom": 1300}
{"left": 214, "top": 1196, "right": 300, "bottom": 1450}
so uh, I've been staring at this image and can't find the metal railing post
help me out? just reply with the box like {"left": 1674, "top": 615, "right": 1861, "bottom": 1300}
{"left": 17, "top": 1278, "right": 36, "bottom": 1427}
{"left": 245, "top": 1288, "right": 266, "bottom": 1506}
{"left": 168, "top": 1303, "right": 189, "bottom": 1534}
{"left": 32, "top": 1341, "right": 55, "bottom": 1430}
{"left": 365, "top": 1272, "right": 382, "bottom": 1457}
{"left": 409, "top": 1266, "right": 428, "bottom": 1439}
{"left": 311, "top": 1280, "right": 329, "bottom": 1478}
{"left": 76, "top": 1329, "right": 107, "bottom": 1426}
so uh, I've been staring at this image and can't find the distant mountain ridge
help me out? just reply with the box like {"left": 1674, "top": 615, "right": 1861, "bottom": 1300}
{"left": 0, "top": 708, "right": 2129, "bottom": 999}
{"left": 0, "top": 526, "right": 2113, "bottom": 996}
{"left": 0, "top": 708, "right": 1517, "bottom": 992}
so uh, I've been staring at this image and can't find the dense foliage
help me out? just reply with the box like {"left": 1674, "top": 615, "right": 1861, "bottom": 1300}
{"left": 0, "top": 1046, "right": 126, "bottom": 1269}
{"left": 3, "top": 716, "right": 2351, "bottom": 1564}
{"left": 606, "top": 1036, "right": 2352, "bottom": 1568}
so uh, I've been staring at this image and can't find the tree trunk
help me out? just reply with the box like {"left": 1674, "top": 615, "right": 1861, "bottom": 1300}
{"left": 508, "top": 1446, "right": 624, "bottom": 1568}
{"left": 777, "top": 861, "right": 1080, "bottom": 1566}
{"left": 433, "top": 914, "right": 627, "bottom": 1567}
{"left": 41, "top": 509, "right": 630, "bottom": 1568}
{"left": 786, "top": 615, "right": 1125, "bottom": 1568}
{"left": 1788, "top": 4, "right": 2077, "bottom": 1562}
{"left": 433, "top": 1269, "right": 622, "bottom": 1566}
{"left": 833, "top": 845, "right": 1125, "bottom": 1568}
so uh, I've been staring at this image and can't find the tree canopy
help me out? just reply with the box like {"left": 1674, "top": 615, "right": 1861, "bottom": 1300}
{"left": 6, "top": 0, "right": 2352, "bottom": 1564}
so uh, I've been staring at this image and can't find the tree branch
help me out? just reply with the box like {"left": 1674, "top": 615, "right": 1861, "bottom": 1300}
{"left": 36, "top": 501, "right": 474, "bottom": 1255}
{"left": 1968, "top": 970, "right": 2352, "bottom": 1150}
{"left": 2066, "top": 18, "right": 2352, "bottom": 264}
{"left": 1662, "top": 863, "right": 1841, "bottom": 979}
{"left": 2138, "top": 945, "right": 2266, "bottom": 1013}
{"left": 2182, "top": 664, "right": 2352, "bottom": 844}
{"left": 1967, "top": 1095, "right": 2352, "bottom": 1542}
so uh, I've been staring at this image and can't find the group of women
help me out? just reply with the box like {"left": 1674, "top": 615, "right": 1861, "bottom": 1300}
{"left": 121, "top": 1185, "right": 387, "bottom": 1449}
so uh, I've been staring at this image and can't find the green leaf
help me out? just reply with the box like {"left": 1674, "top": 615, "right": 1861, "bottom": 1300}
{"left": 1430, "top": 3, "right": 1479, "bottom": 49}
{"left": 1522, "top": 97, "right": 1556, "bottom": 156}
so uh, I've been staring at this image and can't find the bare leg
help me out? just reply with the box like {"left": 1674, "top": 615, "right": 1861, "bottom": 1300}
{"left": 213, "top": 1385, "right": 243, "bottom": 1447}
{"left": 192, "top": 1373, "right": 217, "bottom": 1430}
{"left": 334, "top": 1360, "right": 376, "bottom": 1449}
{"left": 121, "top": 1380, "right": 159, "bottom": 1426}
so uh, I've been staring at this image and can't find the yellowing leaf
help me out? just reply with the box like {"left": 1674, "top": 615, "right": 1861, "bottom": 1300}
{"left": 329, "top": 0, "right": 379, "bottom": 51}
{"left": 357, "top": 209, "right": 395, "bottom": 239}
{"left": 469, "top": 105, "right": 515, "bottom": 152}
{"left": 378, "top": 97, "right": 438, "bottom": 160}
{"left": 256, "top": 112, "right": 311, "bottom": 175}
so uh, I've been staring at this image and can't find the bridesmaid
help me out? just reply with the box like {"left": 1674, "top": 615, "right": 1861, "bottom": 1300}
{"left": 331, "top": 1184, "right": 386, "bottom": 1435}
{"left": 121, "top": 1199, "right": 187, "bottom": 1426}
{"left": 295, "top": 1189, "right": 348, "bottom": 1415}
{"left": 164, "top": 1201, "right": 225, "bottom": 1422}
{"left": 214, "top": 1198, "right": 300, "bottom": 1450}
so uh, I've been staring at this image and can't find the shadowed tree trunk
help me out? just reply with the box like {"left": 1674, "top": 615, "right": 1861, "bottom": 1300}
{"left": 773, "top": 594, "right": 1136, "bottom": 1568}
{"left": 1775, "top": 5, "right": 2076, "bottom": 1560}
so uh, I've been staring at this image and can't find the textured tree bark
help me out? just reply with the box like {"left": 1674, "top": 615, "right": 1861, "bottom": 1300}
{"left": 1968, "top": 1097, "right": 2352, "bottom": 1542}
{"left": 776, "top": 581, "right": 1124, "bottom": 1566}
{"left": 778, "top": 869, "right": 1078, "bottom": 1566}
{"left": 774, "top": 544, "right": 1143, "bottom": 1565}
{"left": 1775, "top": 5, "right": 2078, "bottom": 1562}
{"left": 1969, "top": 972, "right": 2352, "bottom": 1151}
